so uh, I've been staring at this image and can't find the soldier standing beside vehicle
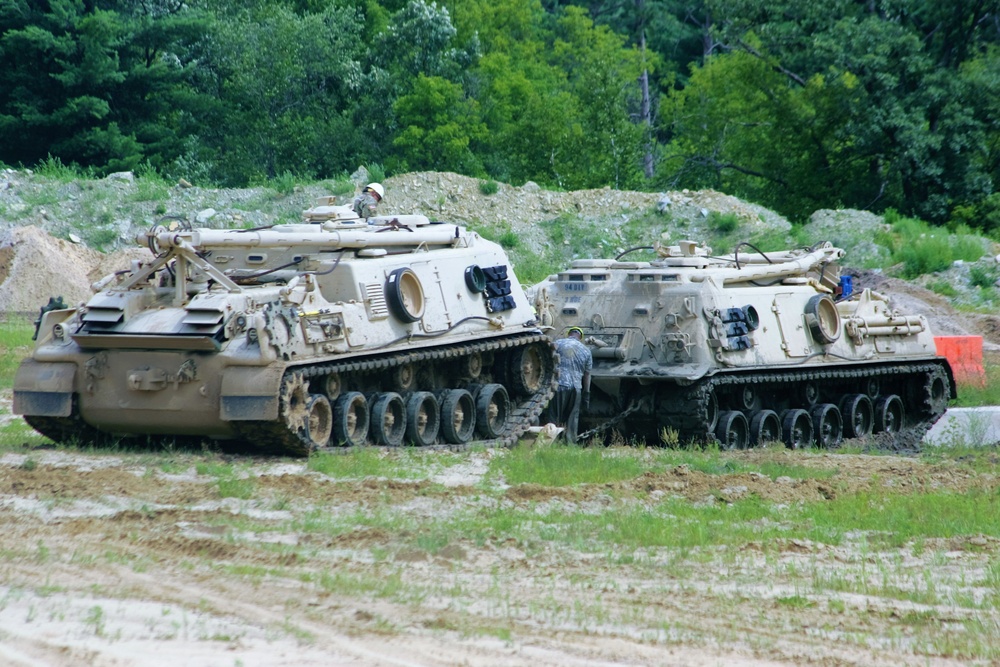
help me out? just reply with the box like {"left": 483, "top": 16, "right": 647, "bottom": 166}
{"left": 352, "top": 182, "right": 384, "bottom": 220}
{"left": 544, "top": 327, "right": 593, "bottom": 443}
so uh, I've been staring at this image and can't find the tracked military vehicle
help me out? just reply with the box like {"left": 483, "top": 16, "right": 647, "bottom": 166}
{"left": 15, "top": 198, "right": 555, "bottom": 455}
{"left": 532, "top": 240, "right": 954, "bottom": 448}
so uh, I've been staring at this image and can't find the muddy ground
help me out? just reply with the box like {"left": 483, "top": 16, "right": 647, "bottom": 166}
{"left": 0, "top": 444, "right": 997, "bottom": 667}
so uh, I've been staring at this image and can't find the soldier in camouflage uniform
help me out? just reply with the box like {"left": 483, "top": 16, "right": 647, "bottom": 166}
{"left": 352, "top": 182, "right": 384, "bottom": 220}
{"left": 542, "top": 327, "right": 592, "bottom": 443}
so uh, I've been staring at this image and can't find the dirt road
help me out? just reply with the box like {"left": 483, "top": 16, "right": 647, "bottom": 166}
{"left": 0, "top": 445, "right": 997, "bottom": 667}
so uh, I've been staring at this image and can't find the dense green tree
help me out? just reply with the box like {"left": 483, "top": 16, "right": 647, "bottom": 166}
{"left": 551, "top": 7, "right": 646, "bottom": 188}
{"left": 658, "top": 0, "right": 1000, "bottom": 222}
{"left": 390, "top": 74, "right": 486, "bottom": 173}
{"left": 447, "top": 0, "right": 647, "bottom": 188}
{"left": 196, "top": 3, "right": 364, "bottom": 183}
{"left": 0, "top": 0, "right": 213, "bottom": 172}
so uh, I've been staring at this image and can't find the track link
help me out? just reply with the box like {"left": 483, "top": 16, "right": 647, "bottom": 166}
{"left": 635, "top": 359, "right": 953, "bottom": 449}
{"left": 231, "top": 332, "right": 557, "bottom": 456}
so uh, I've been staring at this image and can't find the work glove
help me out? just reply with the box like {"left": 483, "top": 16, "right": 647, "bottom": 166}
{"left": 581, "top": 391, "right": 590, "bottom": 412}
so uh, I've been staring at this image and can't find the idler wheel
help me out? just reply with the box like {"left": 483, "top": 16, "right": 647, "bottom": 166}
{"left": 405, "top": 391, "right": 440, "bottom": 446}
{"left": 874, "top": 394, "right": 904, "bottom": 433}
{"left": 475, "top": 383, "right": 510, "bottom": 439}
{"left": 439, "top": 389, "right": 477, "bottom": 444}
{"left": 303, "top": 395, "right": 333, "bottom": 450}
{"left": 810, "top": 403, "right": 843, "bottom": 448}
{"left": 749, "top": 410, "right": 781, "bottom": 446}
{"left": 840, "top": 394, "right": 873, "bottom": 439}
{"left": 780, "top": 409, "right": 813, "bottom": 450}
{"left": 333, "top": 392, "right": 369, "bottom": 447}
{"left": 715, "top": 411, "right": 749, "bottom": 450}
{"left": 703, "top": 387, "right": 719, "bottom": 434}
{"left": 370, "top": 392, "right": 406, "bottom": 446}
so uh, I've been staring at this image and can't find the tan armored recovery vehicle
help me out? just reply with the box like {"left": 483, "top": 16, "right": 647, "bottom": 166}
{"left": 532, "top": 240, "right": 954, "bottom": 448}
{"left": 15, "top": 199, "right": 555, "bottom": 455}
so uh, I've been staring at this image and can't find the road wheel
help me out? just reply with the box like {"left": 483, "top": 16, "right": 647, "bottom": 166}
{"left": 749, "top": 410, "right": 781, "bottom": 447}
{"left": 370, "top": 392, "right": 406, "bottom": 446}
{"left": 302, "top": 395, "right": 332, "bottom": 450}
{"left": 333, "top": 392, "right": 369, "bottom": 447}
{"left": 405, "top": 391, "right": 440, "bottom": 446}
{"left": 715, "top": 411, "right": 749, "bottom": 450}
{"left": 810, "top": 403, "right": 843, "bottom": 448}
{"left": 840, "top": 394, "right": 873, "bottom": 439}
{"left": 781, "top": 409, "right": 813, "bottom": 450}
{"left": 439, "top": 389, "right": 476, "bottom": 444}
{"left": 874, "top": 394, "right": 904, "bottom": 433}
{"left": 475, "top": 384, "right": 510, "bottom": 439}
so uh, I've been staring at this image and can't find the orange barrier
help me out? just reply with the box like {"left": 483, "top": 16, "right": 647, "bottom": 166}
{"left": 935, "top": 335, "right": 986, "bottom": 387}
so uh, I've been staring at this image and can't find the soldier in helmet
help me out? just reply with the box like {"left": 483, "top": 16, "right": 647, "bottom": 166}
{"left": 352, "top": 182, "right": 384, "bottom": 220}
{"left": 543, "top": 326, "right": 593, "bottom": 443}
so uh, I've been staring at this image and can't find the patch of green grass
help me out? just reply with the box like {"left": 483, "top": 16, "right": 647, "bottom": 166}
{"left": 952, "top": 363, "right": 1000, "bottom": 407}
{"left": 270, "top": 170, "right": 298, "bottom": 197}
{"left": 479, "top": 180, "right": 499, "bottom": 195}
{"left": 0, "top": 318, "right": 35, "bottom": 391}
{"left": 314, "top": 568, "right": 407, "bottom": 599}
{"left": 364, "top": 163, "right": 386, "bottom": 183}
{"left": 195, "top": 461, "right": 235, "bottom": 477}
{"left": 307, "top": 447, "right": 425, "bottom": 479}
{"left": 83, "top": 226, "right": 120, "bottom": 251}
{"left": 498, "top": 228, "right": 519, "bottom": 249}
{"left": 886, "top": 216, "right": 988, "bottom": 278}
{"left": 217, "top": 476, "right": 255, "bottom": 500}
{"left": 489, "top": 444, "right": 836, "bottom": 489}
{"left": 806, "top": 490, "right": 1000, "bottom": 548}
{"left": 708, "top": 211, "right": 740, "bottom": 233}
{"left": 322, "top": 176, "right": 355, "bottom": 196}
{"left": 926, "top": 279, "right": 960, "bottom": 298}
{"left": 491, "top": 444, "right": 647, "bottom": 486}
{"left": 34, "top": 156, "right": 85, "bottom": 182}
{"left": 776, "top": 594, "right": 815, "bottom": 608}
{"left": 968, "top": 263, "right": 1000, "bottom": 289}
{"left": 191, "top": 460, "right": 255, "bottom": 498}
{"left": 128, "top": 175, "right": 171, "bottom": 203}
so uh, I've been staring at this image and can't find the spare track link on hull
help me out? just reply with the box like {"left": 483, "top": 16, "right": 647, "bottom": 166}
{"left": 657, "top": 360, "right": 951, "bottom": 446}
{"left": 232, "top": 332, "right": 558, "bottom": 456}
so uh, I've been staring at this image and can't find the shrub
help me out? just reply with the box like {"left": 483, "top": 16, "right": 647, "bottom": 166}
{"left": 365, "top": 163, "right": 386, "bottom": 183}
{"left": 479, "top": 180, "right": 499, "bottom": 195}
{"left": 271, "top": 170, "right": 297, "bottom": 196}
{"left": 968, "top": 263, "right": 999, "bottom": 289}
{"left": 890, "top": 216, "right": 988, "bottom": 278}
{"left": 499, "top": 230, "right": 519, "bottom": 249}
{"left": 35, "top": 155, "right": 82, "bottom": 182}
{"left": 708, "top": 211, "right": 739, "bottom": 233}
{"left": 926, "top": 279, "right": 959, "bottom": 298}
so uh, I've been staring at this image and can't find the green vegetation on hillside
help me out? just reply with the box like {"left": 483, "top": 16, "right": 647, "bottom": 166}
{"left": 1, "top": 0, "right": 998, "bottom": 228}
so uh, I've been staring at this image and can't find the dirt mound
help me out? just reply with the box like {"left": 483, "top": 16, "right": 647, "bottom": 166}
{"left": 0, "top": 225, "right": 150, "bottom": 313}
{"left": 384, "top": 171, "right": 788, "bottom": 232}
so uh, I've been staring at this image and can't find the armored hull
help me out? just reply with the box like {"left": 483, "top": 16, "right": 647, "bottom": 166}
{"left": 15, "top": 201, "right": 555, "bottom": 455}
{"left": 532, "top": 241, "right": 954, "bottom": 448}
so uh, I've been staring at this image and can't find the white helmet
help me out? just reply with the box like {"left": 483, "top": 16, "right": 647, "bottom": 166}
{"left": 366, "top": 182, "right": 384, "bottom": 199}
